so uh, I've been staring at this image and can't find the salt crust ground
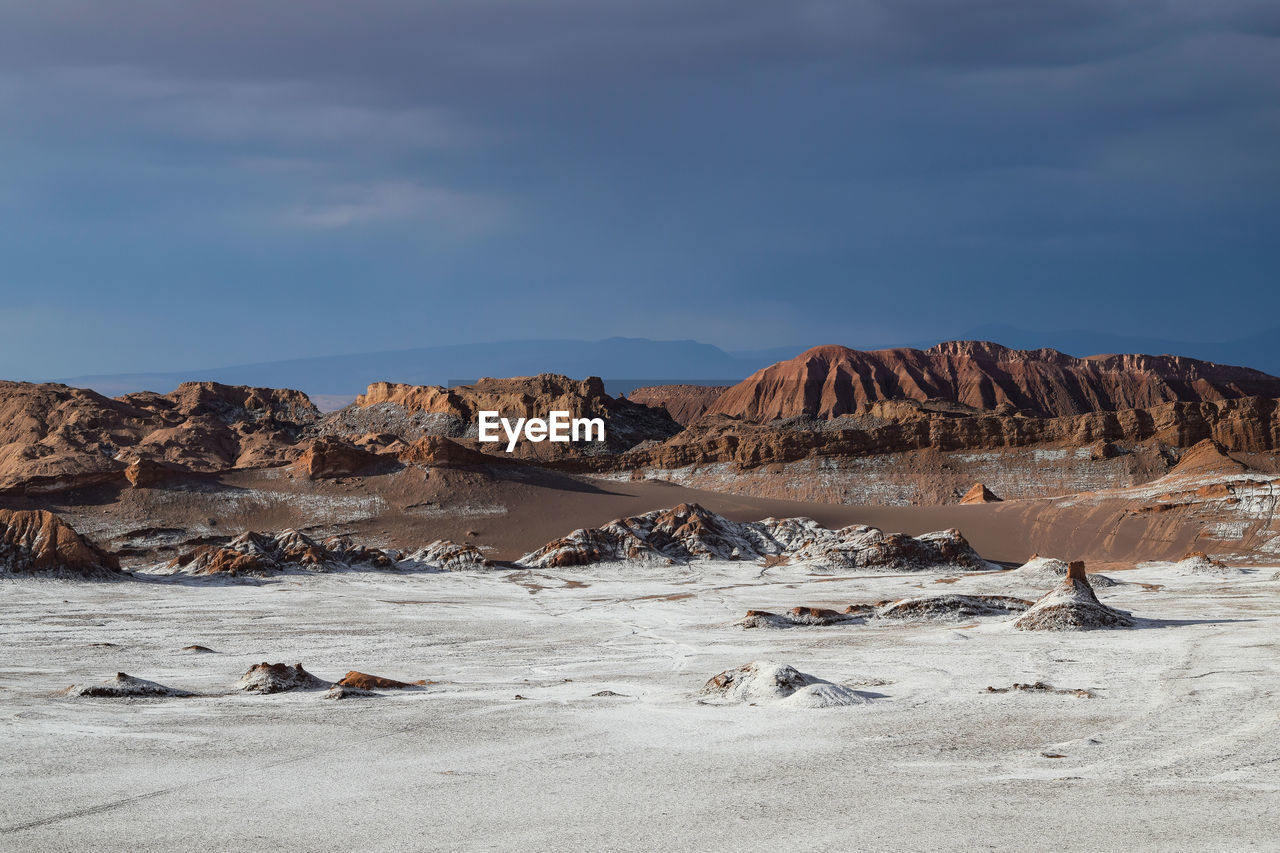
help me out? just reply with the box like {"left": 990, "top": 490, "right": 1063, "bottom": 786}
{"left": 1, "top": 559, "right": 1278, "bottom": 851}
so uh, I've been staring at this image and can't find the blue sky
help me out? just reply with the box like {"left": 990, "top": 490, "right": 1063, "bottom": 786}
{"left": 2, "top": 0, "right": 1278, "bottom": 378}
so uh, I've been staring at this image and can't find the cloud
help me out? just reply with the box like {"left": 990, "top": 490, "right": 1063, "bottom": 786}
{"left": 1, "top": 66, "right": 470, "bottom": 152}
{"left": 283, "top": 180, "right": 509, "bottom": 236}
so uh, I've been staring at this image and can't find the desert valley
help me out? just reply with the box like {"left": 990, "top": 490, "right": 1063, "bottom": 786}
{"left": 2, "top": 341, "right": 1279, "bottom": 849}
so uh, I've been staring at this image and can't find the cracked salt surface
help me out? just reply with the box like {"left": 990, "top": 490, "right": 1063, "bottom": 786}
{"left": 1, "top": 558, "right": 1278, "bottom": 850}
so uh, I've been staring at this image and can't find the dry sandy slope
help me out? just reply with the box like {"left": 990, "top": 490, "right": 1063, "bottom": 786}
{"left": 22, "top": 462, "right": 1219, "bottom": 568}
{"left": 1, "top": 562, "right": 1277, "bottom": 851}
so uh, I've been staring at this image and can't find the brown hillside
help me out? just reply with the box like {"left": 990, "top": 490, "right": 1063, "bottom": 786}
{"left": 707, "top": 341, "right": 1280, "bottom": 422}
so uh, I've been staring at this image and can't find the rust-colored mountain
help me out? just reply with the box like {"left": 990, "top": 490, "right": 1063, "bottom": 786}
{"left": 707, "top": 342, "right": 1280, "bottom": 422}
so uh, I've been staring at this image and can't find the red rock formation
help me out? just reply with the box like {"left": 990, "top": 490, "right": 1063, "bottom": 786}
{"left": 707, "top": 342, "right": 1280, "bottom": 422}
{"left": 0, "top": 380, "right": 318, "bottom": 494}
{"left": 397, "top": 436, "right": 504, "bottom": 468}
{"left": 0, "top": 509, "right": 120, "bottom": 577}
{"left": 124, "top": 458, "right": 180, "bottom": 488}
{"left": 335, "top": 671, "right": 426, "bottom": 689}
{"left": 960, "top": 483, "right": 1002, "bottom": 504}
{"left": 626, "top": 385, "right": 728, "bottom": 425}
{"left": 1166, "top": 438, "right": 1248, "bottom": 478}
{"left": 293, "top": 437, "right": 383, "bottom": 479}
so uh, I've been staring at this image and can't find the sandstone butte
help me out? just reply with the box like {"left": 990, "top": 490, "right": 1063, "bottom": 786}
{"left": 706, "top": 341, "right": 1280, "bottom": 422}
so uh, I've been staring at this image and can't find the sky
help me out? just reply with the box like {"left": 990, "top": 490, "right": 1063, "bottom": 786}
{"left": 1, "top": 0, "right": 1278, "bottom": 379}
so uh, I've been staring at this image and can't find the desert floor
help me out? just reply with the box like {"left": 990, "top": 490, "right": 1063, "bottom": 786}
{"left": 2, "top": 561, "right": 1278, "bottom": 851}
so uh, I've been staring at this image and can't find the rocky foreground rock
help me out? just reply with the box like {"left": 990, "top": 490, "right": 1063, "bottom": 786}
{"left": 516, "top": 502, "right": 991, "bottom": 571}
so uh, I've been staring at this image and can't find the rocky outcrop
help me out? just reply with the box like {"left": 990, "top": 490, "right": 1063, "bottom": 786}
{"left": 960, "top": 483, "right": 1002, "bottom": 504}
{"left": 123, "top": 458, "right": 180, "bottom": 488}
{"left": 515, "top": 503, "right": 991, "bottom": 571}
{"left": 555, "top": 396, "right": 1280, "bottom": 477}
{"left": 1166, "top": 439, "right": 1248, "bottom": 478}
{"left": 237, "top": 662, "right": 330, "bottom": 694}
{"left": 397, "top": 436, "right": 504, "bottom": 468}
{"left": 335, "top": 671, "right": 426, "bottom": 689}
{"left": 293, "top": 437, "right": 384, "bottom": 480}
{"left": 0, "top": 509, "right": 120, "bottom": 578}
{"left": 626, "top": 385, "right": 728, "bottom": 425}
{"left": 1013, "top": 562, "right": 1135, "bottom": 630}
{"left": 343, "top": 374, "right": 681, "bottom": 459}
{"left": 707, "top": 341, "right": 1280, "bottom": 422}
{"left": 0, "top": 380, "right": 318, "bottom": 494}
{"left": 164, "top": 529, "right": 394, "bottom": 578}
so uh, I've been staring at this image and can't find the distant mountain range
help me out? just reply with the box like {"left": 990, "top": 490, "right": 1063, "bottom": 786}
{"left": 52, "top": 327, "right": 1280, "bottom": 409}
{"left": 54, "top": 338, "right": 806, "bottom": 406}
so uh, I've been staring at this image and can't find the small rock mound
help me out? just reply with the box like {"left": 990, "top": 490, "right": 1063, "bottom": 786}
{"left": 335, "top": 671, "right": 425, "bottom": 690}
{"left": 1011, "top": 556, "right": 1120, "bottom": 587}
{"left": 877, "top": 594, "right": 1032, "bottom": 620}
{"left": 1014, "top": 563, "right": 1135, "bottom": 631}
{"left": 960, "top": 483, "right": 1002, "bottom": 504}
{"left": 399, "top": 539, "right": 493, "bottom": 571}
{"left": 739, "top": 606, "right": 867, "bottom": 629}
{"left": 237, "top": 662, "right": 331, "bottom": 694}
{"left": 0, "top": 509, "right": 120, "bottom": 578}
{"left": 68, "top": 672, "right": 193, "bottom": 698}
{"left": 699, "top": 661, "right": 871, "bottom": 707}
{"left": 1174, "top": 551, "right": 1238, "bottom": 576}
